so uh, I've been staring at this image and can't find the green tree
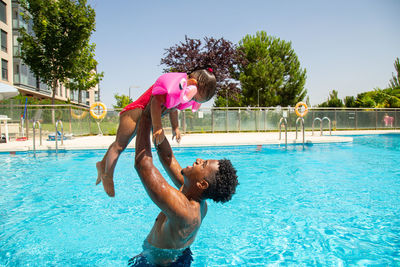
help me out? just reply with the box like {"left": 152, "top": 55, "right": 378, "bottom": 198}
{"left": 161, "top": 36, "right": 241, "bottom": 107}
{"left": 354, "top": 88, "right": 400, "bottom": 108}
{"left": 318, "top": 90, "right": 344, "bottom": 107}
{"left": 337, "top": 59, "right": 400, "bottom": 108}
{"left": 389, "top": 57, "right": 400, "bottom": 89}
{"left": 385, "top": 57, "right": 400, "bottom": 107}
{"left": 384, "top": 88, "right": 400, "bottom": 107}
{"left": 355, "top": 92, "right": 376, "bottom": 108}
{"left": 236, "top": 31, "right": 307, "bottom": 107}
{"left": 213, "top": 94, "right": 240, "bottom": 107}
{"left": 113, "top": 94, "right": 132, "bottom": 109}
{"left": 344, "top": 96, "right": 357, "bottom": 107}
{"left": 66, "top": 43, "right": 104, "bottom": 104}
{"left": 18, "top": 0, "right": 96, "bottom": 106}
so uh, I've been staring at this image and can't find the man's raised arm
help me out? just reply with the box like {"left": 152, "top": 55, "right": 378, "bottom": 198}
{"left": 156, "top": 137, "right": 184, "bottom": 188}
{"left": 134, "top": 106, "right": 189, "bottom": 218}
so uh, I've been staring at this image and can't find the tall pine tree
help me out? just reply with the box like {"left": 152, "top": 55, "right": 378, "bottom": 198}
{"left": 237, "top": 31, "right": 307, "bottom": 107}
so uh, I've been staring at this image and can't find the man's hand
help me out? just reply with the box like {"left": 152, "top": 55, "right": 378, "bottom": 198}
{"left": 153, "top": 128, "right": 166, "bottom": 146}
{"left": 172, "top": 128, "right": 181, "bottom": 143}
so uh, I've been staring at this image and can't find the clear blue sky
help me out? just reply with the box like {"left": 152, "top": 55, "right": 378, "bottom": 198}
{"left": 88, "top": 0, "right": 400, "bottom": 108}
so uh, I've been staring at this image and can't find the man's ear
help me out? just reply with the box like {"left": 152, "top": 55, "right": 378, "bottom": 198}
{"left": 197, "top": 179, "right": 209, "bottom": 190}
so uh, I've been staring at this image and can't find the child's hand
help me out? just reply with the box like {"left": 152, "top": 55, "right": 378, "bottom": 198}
{"left": 153, "top": 128, "right": 165, "bottom": 145}
{"left": 172, "top": 128, "right": 181, "bottom": 143}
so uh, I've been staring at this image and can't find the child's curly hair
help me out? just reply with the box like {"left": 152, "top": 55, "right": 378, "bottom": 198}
{"left": 202, "top": 159, "right": 238, "bottom": 203}
{"left": 189, "top": 69, "right": 216, "bottom": 101}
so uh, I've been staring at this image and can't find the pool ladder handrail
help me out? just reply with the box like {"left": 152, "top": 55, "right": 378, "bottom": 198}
{"left": 278, "top": 117, "right": 288, "bottom": 148}
{"left": 55, "top": 120, "right": 64, "bottom": 153}
{"left": 312, "top": 117, "right": 322, "bottom": 136}
{"left": 312, "top": 117, "right": 332, "bottom": 136}
{"left": 322, "top": 117, "right": 332, "bottom": 135}
{"left": 32, "top": 120, "right": 42, "bottom": 154}
{"left": 295, "top": 117, "right": 305, "bottom": 145}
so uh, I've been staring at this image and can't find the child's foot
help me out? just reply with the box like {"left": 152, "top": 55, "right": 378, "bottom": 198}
{"left": 96, "top": 161, "right": 115, "bottom": 197}
{"left": 96, "top": 161, "right": 104, "bottom": 185}
{"left": 101, "top": 175, "right": 115, "bottom": 197}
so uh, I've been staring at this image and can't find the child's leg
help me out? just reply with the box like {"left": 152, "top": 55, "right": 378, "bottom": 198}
{"left": 96, "top": 109, "right": 142, "bottom": 197}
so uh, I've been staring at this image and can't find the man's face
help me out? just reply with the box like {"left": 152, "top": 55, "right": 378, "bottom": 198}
{"left": 182, "top": 158, "right": 219, "bottom": 183}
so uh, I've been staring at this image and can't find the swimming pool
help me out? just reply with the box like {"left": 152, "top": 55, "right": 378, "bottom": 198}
{"left": 1, "top": 134, "right": 399, "bottom": 266}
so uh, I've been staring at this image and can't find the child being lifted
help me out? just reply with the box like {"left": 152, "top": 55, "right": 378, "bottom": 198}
{"left": 96, "top": 68, "right": 216, "bottom": 197}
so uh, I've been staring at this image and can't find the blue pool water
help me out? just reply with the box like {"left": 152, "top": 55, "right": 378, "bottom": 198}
{"left": 1, "top": 134, "right": 399, "bottom": 266}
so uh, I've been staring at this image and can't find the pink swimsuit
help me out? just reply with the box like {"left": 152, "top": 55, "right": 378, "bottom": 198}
{"left": 120, "top": 73, "right": 201, "bottom": 115}
{"left": 119, "top": 85, "right": 154, "bottom": 115}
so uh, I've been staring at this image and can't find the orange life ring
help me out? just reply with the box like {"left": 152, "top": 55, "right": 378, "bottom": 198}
{"left": 90, "top": 102, "right": 107, "bottom": 120}
{"left": 71, "top": 109, "right": 88, "bottom": 120}
{"left": 295, "top": 102, "right": 308, "bottom": 117}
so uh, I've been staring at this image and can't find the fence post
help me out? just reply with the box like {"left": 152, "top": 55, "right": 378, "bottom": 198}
{"left": 69, "top": 106, "right": 72, "bottom": 134}
{"left": 25, "top": 114, "right": 29, "bottom": 140}
{"left": 226, "top": 109, "right": 228, "bottom": 133}
{"left": 182, "top": 110, "right": 186, "bottom": 134}
{"left": 256, "top": 109, "right": 259, "bottom": 132}
{"left": 264, "top": 109, "right": 266, "bottom": 131}
{"left": 88, "top": 115, "right": 92, "bottom": 135}
{"left": 312, "top": 109, "right": 315, "bottom": 128}
{"left": 211, "top": 109, "right": 214, "bottom": 133}
{"left": 355, "top": 110, "right": 358, "bottom": 129}
{"left": 238, "top": 109, "right": 241, "bottom": 132}
{"left": 334, "top": 109, "right": 337, "bottom": 129}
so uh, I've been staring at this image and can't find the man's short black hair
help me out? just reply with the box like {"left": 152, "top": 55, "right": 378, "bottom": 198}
{"left": 202, "top": 159, "right": 238, "bottom": 203}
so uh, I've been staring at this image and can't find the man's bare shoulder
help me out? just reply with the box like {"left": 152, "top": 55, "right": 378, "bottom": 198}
{"left": 172, "top": 199, "right": 207, "bottom": 224}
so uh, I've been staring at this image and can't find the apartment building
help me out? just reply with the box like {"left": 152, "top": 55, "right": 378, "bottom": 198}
{"left": 0, "top": 0, "right": 100, "bottom": 107}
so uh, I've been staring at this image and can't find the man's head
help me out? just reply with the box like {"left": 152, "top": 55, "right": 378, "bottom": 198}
{"left": 188, "top": 69, "right": 216, "bottom": 103}
{"left": 181, "top": 158, "right": 238, "bottom": 203}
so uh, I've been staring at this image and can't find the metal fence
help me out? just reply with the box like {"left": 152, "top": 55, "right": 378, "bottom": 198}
{"left": 0, "top": 104, "right": 398, "bottom": 139}
{"left": 179, "top": 107, "right": 399, "bottom": 133}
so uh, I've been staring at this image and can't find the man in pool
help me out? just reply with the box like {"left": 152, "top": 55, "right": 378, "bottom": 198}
{"left": 130, "top": 108, "right": 238, "bottom": 266}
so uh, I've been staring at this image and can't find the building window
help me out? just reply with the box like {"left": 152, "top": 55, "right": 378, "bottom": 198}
{"left": 13, "top": 35, "right": 19, "bottom": 56}
{"left": 1, "top": 30, "right": 6, "bottom": 52}
{"left": 13, "top": 62, "right": 19, "bottom": 83}
{"left": 0, "top": 1, "right": 6, "bottom": 24}
{"left": 12, "top": 9, "right": 18, "bottom": 28}
{"left": 2, "top": 59, "right": 8, "bottom": 81}
{"left": 82, "top": 91, "right": 86, "bottom": 102}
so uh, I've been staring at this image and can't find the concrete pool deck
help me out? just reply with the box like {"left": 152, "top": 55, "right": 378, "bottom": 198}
{"left": 0, "top": 130, "right": 399, "bottom": 152}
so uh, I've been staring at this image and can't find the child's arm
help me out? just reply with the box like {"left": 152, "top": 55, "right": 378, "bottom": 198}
{"left": 169, "top": 110, "right": 181, "bottom": 143}
{"left": 151, "top": 94, "right": 167, "bottom": 145}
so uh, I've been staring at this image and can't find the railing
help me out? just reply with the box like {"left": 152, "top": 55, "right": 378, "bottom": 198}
{"left": 295, "top": 117, "right": 305, "bottom": 145}
{"left": 322, "top": 117, "right": 332, "bottom": 136}
{"left": 312, "top": 117, "right": 332, "bottom": 136}
{"left": 278, "top": 117, "right": 288, "bottom": 147}
{"left": 312, "top": 118, "right": 323, "bottom": 136}
{"left": 32, "top": 120, "right": 42, "bottom": 154}
{"left": 55, "top": 120, "right": 63, "bottom": 154}
{"left": 0, "top": 105, "right": 398, "bottom": 137}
